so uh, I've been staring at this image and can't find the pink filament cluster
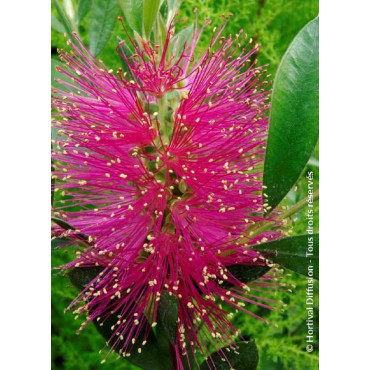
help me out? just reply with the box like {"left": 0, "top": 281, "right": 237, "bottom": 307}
{"left": 52, "top": 16, "right": 284, "bottom": 369}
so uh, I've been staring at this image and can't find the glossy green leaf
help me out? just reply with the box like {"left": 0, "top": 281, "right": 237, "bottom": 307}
{"left": 119, "top": 0, "right": 143, "bottom": 33}
{"left": 51, "top": 216, "right": 76, "bottom": 231}
{"left": 157, "top": 292, "right": 178, "bottom": 348}
{"left": 53, "top": 0, "right": 76, "bottom": 39}
{"left": 77, "top": 0, "right": 92, "bottom": 24}
{"left": 263, "top": 16, "right": 319, "bottom": 213}
{"left": 253, "top": 234, "right": 319, "bottom": 279}
{"left": 200, "top": 341, "right": 259, "bottom": 370}
{"left": 51, "top": 13, "right": 65, "bottom": 33}
{"left": 51, "top": 235, "right": 86, "bottom": 250}
{"left": 143, "top": 0, "right": 160, "bottom": 38}
{"left": 51, "top": 237, "right": 71, "bottom": 250}
{"left": 68, "top": 266, "right": 104, "bottom": 290}
{"left": 51, "top": 216, "right": 90, "bottom": 243}
{"left": 225, "top": 265, "right": 270, "bottom": 287}
{"left": 68, "top": 267, "right": 168, "bottom": 370}
{"left": 89, "top": 0, "right": 119, "bottom": 56}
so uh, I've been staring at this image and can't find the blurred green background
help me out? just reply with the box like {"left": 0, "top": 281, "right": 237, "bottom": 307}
{"left": 51, "top": 0, "right": 319, "bottom": 369}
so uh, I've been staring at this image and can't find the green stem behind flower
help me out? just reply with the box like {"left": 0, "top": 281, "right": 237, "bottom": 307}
{"left": 279, "top": 189, "right": 319, "bottom": 220}
{"left": 242, "top": 190, "right": 319, "bottom": 243}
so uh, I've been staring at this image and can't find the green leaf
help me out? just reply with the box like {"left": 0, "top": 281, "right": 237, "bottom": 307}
{"left": 156, "top": 292, "right": 178, "bottom": 368}
{"left": 89, "top": 0, "right": 119, "bottom": 56}
{"left": 117, "top": 36, "right": 134, "bottom": 76}
{"left": 51, "top": 216, "right": 76, "bottom": 231}
{"left": 166, "top": 0, "right": 181, "bottom": 21}
{"left": 63, "top": 0, "right": 77, "bottom": 23}
{"left": 166, "top": 0, "right": 176, "bottom": 11}
{"left": 253, "top": 234, "right": 319, "bottom": 279}
{"left": 143, "top": 0, "right": 161, "bottom": 38}
{"left": 157, "top": 292, "right": 178, "bottom": 349}
{"left": 51, "top": 216, "right": 90, "bottom": 244}
{"left": 171, "top": 24, "right": 194, "bottom": 57}
{"left": 68, "top": 267, "right": 167, "bottom": 370}
{"left": 200, "top": 341, "right": 259, "bottom": 370}
{"left": 119, "top": 0, "right": 143, "bottom": 33}
{"left": 263, "top": 16, "right": 319, "bottom": 213}
{"left": 225, "top": 265, "right": 270, "bottom": 287}
{"left": 176, "top": 24, "right": 194, "bottom": 49}
{"left": 51, "top": 13, "right": 65, "bottom": 33}
{"left": 51, "top": 58, "right": 74, "bottom": 91}
{"left": 99, "top": 315, "right": 165, "bottom": 369}
{"left": 51, "top": 237, "right": 71, "bottom": 250}
{"left": 68, "top": 266, "right": 104, "bottom": 290}
{"left": 77, "top": 0, "right": 92, "bottom": 24}
{"left": 53, "top": 0, "right": 76, "bottom": 39}
{"left": 156, "top": 12, "right": 168, "bottom": 47}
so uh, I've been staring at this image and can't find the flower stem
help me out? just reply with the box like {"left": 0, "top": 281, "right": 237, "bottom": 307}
{"left": 242, "top": 190, "right": 319, "bottom": 242}
{"left": 278, "top": 189, "right": 319, "bottom": 220}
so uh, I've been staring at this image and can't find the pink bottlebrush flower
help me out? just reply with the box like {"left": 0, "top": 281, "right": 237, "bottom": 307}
{"left": 116, "top": 14, "right": 208, "bottom": 97}
{"left": 52, "top": 14, "right": 285, "bottom": 369}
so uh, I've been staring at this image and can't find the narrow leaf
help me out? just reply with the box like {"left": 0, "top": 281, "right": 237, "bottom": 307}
{"left": 263, "top": 16, "right": 319, "bottom": 213}
{"left": 68, "top": 266, "right": 104, "bottom": 290}
{"left": 51, "top": 13, "right": 65, "bottom": 33}
{"left": 171, "top": 24, "right": 194, "bottom": 57}
{"left": 63, "top": 0, "right": 76, "bottom": 24}
{"left": 157, "top": 292, "right": 178, "bottom": 345}
{"left": 143, "top": 0, "right": 160, "bottom": 38}
{"left": 156, "top": 12, "right": 168, "bottom": 47}
{"left": 51, "top": 216, "right": 76, "bottom": 231}
{"left": 117, "top": 36, "right": 134, "bottom": 75}
{"left": 89, "top": 0, "right": 119, "bottom": 56}
{"left": 166, "top": 0, "right": 181, "bottom": 23}
{"left": 253, "top": 234, "right": 319, "bottom": 279}
{"left": 225, "top": 265, "right": 270, "bottom": 287}
{"left": 51, "top": 216, "right": 90, "bottom": 243}
{"left": 51, "top": 237, "right": 71, "bottom": 250}
{"left": 53, "top": 0, "right": 76, "bottom": 39}
{"left": 77, "top": 0, "right": 92, "bottom": 24}
{"left": 176, "top": 24, "right": 194, "bottom": 50}
{"left": 119, "top": 0, "right": 143, "bottom": 33}
{"left": 201, "top": 341, "right": 259, "bottom": 370}
{"left": 166, "top": 0, "right": 176, "bottom": 11}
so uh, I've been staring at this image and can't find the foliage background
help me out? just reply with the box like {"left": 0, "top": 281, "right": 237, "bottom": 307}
{"left": 51, "top": 0, "right": 319, "bottom": 368}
